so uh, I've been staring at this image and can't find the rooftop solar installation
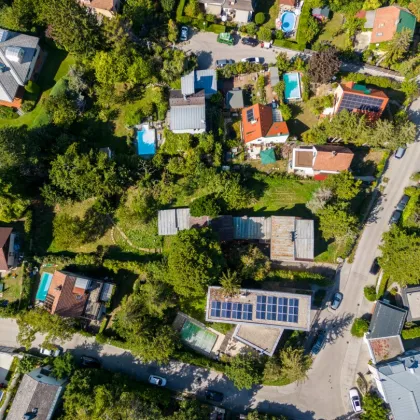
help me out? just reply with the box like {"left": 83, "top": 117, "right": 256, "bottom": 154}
{"left": 256, "top": 296, "right": 299, "bottom": 323}
{"left": 211, "top": 301, "right": 253, "bottom": 321}
{"left": 338, "top": 94, "right": 384, "bottom": 113}
{"left": 246, "top": 108, "right": 254, "bottom": 122}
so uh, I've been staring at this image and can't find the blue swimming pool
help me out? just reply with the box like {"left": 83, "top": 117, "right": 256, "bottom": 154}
{"left": 281, "top": 11, "right": 296, "bottom": 32}
{"left": 35, "top": 272, "right": 53, "bottom": 302}
{"left": 137, "top": 125, "right": 156, "bottom": 157}
{"left": 283, "top": 72, "right": 301, "bottom": 101}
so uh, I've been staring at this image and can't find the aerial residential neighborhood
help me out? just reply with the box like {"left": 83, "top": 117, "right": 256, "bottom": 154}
{"left": 0, "top": 0, "right": 420, "bottom": 419}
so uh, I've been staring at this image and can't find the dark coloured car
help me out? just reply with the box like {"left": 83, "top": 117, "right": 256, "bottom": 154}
{"left": 369, "top": 258, "right": 380, "bottom": 275}
{"left": 330, "top": 292, "right": 343, "bottom": 310}
{"left": 241, "top": 37, "right": 259, "bottom": 47}
{"left": 389, "top": 210, "right": 402, "bottom": 225}
{"left": 396, "top": 194, "right": 410, "bottom": 211}
{"left": 311, "top": 330, "right": 327, "bottom": 355}
{"left": 205, "top": 390, "right": 224, "bottom": 402}
{"left": 179, "top": 26, "right": 188, "bottom": 42}
{"left": 80, "top": 356, "right": 101, "bottom": 368}
{"left": 216, "top": 59, "right": 235, "bottom": 68}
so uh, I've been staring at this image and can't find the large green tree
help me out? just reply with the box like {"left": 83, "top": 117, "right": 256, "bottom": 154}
{"left": 279, "top": 347, "right": 312, "bottom": 383}
{"left": 308, "top": 47, "right": 341, "bottom": 84}
{"left": 318, "top": 203, "right": 358, "bottom": 242}
{"left": 166, "top": 228, "right": 225, "bottom": 297}
{"left": 225, "top": 352, "right": 263, "bottom": 390}
{"left": 360, "top": 393, "right": 389, "bottom": 420}
{"left": 379, "top": 226, "right": 420, "bottom": 286}
{"left": 383, "top": 28, "right": 412, "bottom": 66}
{"left": 325, "top": 171, "right": 362, "bottom": 201}
{"left": 52, "top": 352, "right": 75, "bottom": 379}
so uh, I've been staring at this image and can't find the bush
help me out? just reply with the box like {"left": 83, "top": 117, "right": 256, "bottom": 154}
{"left": 255, "top": 12, "right": 265, "bottom": 25}
{"left": 206, "top": 23, "right": 226, "bottom": 34}
{"left": 25, "top": 81, "right": 40, "bottom": 95}
{"left": 295, "top": 0, "right": 311, "bottom": 47}
{"left": 342, "top": 73, "right": 401, "bottom": 90}
{"left": 21, "top": 100, "right": 36, "bottom": 113}
{"left": 411, "top": 172, "right": 420, "bottom": 182}
{"left": 176, "top": 0, "right": 187, "bottom": 20}
{"left": 402, "top": 326, "right": 420, "bottom": 340}
{"left": 364, "top": 286, "right": 377, "bottom": 302}
{"left": 243, "top": 22, "right": 257, "bottom": 36}
{"left": 375, "top": 151, "right": 390, "bottom": 178}
{"left": 190, "top": 194, "right": 221, "bottom": 217}
{"left": 351, "top": 318, "right": 369, "bottom": 338}
{"left": 279, "top": 103, "right": 292, "bottom": 120}
{"left": 0, "top": 106, "right": 18, "bottom": 119}
{"left": 205, "top": 14, "right": 215, "bottom": 22}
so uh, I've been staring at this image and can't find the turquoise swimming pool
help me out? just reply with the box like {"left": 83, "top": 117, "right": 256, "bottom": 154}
{"left": 35, "top": 272, "right": 53, "bottom": 302}
{"left": 283, "top": 72, "right": 302, "bottom": 101}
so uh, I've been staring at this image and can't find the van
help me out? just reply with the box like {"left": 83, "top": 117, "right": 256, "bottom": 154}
{"left": 395, "top": 147, "right": 406, "bottom": 159}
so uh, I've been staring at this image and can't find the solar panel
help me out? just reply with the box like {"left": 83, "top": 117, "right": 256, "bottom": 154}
{"left": 243, "top": 303, "right": 253, "bottom": 320}
{"left": 211, "top": 301, "right": 221, "bottom": 317}
{"left": 221, "top": 302, "right": 232, "bottom": 318}
{"left": 232, "top": 302, "right": 243, "bottom": 319}
{"left": 246, "top": 108, "right": 254, "bottom": 122}
{"left": 267, "top": 296, "right": 277, "bottom": 321}
{"left": 277, "top": 297, "right": 288, "bottom": 322}
{"left": 256, "top": 295, "right": 266, "bottom": 320}
{"left": 339, "top": 94, "right": 383, "bottom": 113}
{"left": 288, "top": 298, "right": 299, "bottom": 323}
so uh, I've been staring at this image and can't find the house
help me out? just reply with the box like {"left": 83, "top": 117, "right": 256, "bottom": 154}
{"left": 198, "top": 0, "right": 224, "bottom": 16}
{"left": 279, "top": 0, "right": 295, "bottom": 7}
{"left": 241, "top": 103, "right": 289, "bottom": 147}
{"left": 292, "top": 145, "right": 354, "bottom": 177}
{"left": 369, "top": 351, "right": 420, "bottom": 420}
{"left": 0, "top": 227, "right": 16, "bottom": 272}
{"left": 222, "top": 0, "right": 254, "bottom": 24}
{"left": 364, "top": 301, "right": 407, "bottom": 364}
{"left": 181, "top": 69, "right": 217, "bottom": 99}
{"left": 158, "top": 208, "right": 210, "bottom": 235}
{"left": 402, "top": 285, "right": 420, "bottom": 321}
{"left": 355, "top": 10, "right": 377, "bottom": 29}
{"left": 79, "top": 0, "right": 120, "bottom": 18}
{"left": 333, "top": 82, "right": 389, "bottom": 121}
{"left": 41, "top": 271, "right": 114, "bottom": 321}
{"left": 369, "top": 6, "right": 416, "bottom": 44}
{"left": 312, "top": 6, "right": 330, "bottom": 21}
{"left": 226, "top": 88, "right": 245, "bottom": 110}
{"left": 0, "top": 28, "right": 41, "bottom": 108}
{"left": 206, "top": 286, "right": 311, "bottom": 354}
{"left": 6, "top": 366, "right": 66, "bottom": 420}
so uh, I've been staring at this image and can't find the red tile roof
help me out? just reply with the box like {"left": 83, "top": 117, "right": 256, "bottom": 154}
{"left": 313, "top": 145, "right": 354, "bottom": 172}
{"left": 279, "top": 0, "right": 295, "bottom": 6}
{"left": 371, "top": 6, "right": 402, "bottom": 43}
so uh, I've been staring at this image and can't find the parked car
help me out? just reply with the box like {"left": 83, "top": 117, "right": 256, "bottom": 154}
{"left": 205, "top": 390, "right": 224, "bottom": 402}
{"left": 349, "top": 388, "right": 362, "bottom": 413}
{"left": 80, "top": 355, "right": 101, "bottom": 368}
{"left": 179, "top": 26, "right": 188, "bottom": 42}
{"left": 330, "top": 292, "right": 343, "bottom": 310}
{"left": 217, "top": 32, "right": 234, "bottom": 45}
{"left": 148, "top": 375, "right": 167, "bottom": 387}
{"left": 395, "top": 146, "right": 406, "bottom": 159}
{"left": 389, "top": 210, "right": 402, "bottom": 225}
{"left": 369, "top": 257, "right": 380, "bottom": 275}
{"left": 241, "top": 37, "right": 259, "bottom": 47}
{"left": 39, "top": 346, "right": 61, "bottom": 357}
{"left": 241, "top": 57, "right": 261, "bottom": 64}
{"left": 216, "top": 59, "right": 235, "bottom": 68}
{"left": 311, "top": 330, "right": 327, "bottom": 355}
{"left": 396, "top": 194, "right": 410, "bottom": 211}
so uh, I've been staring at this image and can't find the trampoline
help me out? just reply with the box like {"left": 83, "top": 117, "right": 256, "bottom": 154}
{"left": 281, "top": 11, "right": 296, "bottom": 32}
{"left": 180, "top": 319, "right": 217, "bottom": 354}
{"left": 35, "top": 272, "right": 53, "bottom": 302}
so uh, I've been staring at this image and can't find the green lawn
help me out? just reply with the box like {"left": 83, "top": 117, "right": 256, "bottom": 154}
{"left": 0, "top": 46, "right": 75, "bottom": 128}
{"left": 288, "top": 102, "right": 320, "bottom": 139}
{"left": 1, "top": 272, "right": 22, "bottom": 303}
{"left": 317, "top": 13, "right": 347, "bottom": 50}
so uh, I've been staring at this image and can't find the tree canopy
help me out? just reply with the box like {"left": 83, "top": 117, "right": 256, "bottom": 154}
{"left": 225, "top": 352, "right": 264, "bottom": 390}
{"left": 308, "top": 47, "right": 341, "bottom": 84}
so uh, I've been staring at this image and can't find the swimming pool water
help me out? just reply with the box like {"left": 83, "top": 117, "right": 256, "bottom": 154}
{"left": 281, "top": 12, "right": 296, "bottom": 32}
{"left": 283, "top": 72, "right": 301, "bottom": 100}
{"left": 35, "top": 272, "right": 53, "bottom": 302}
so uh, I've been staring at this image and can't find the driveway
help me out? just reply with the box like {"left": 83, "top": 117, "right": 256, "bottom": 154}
{"left": 0, "top": 353, "right": 13, "bottom": 385}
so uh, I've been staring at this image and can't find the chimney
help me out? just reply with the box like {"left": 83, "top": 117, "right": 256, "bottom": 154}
{"left": 332, "top": 150, "right": 337, "bottom": 156}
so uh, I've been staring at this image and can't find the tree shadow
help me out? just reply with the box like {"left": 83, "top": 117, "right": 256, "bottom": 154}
{"left": 253, "top": 400, "right": 316, "bottom": 420}
{"left": 366, "top": 193, "right": 384, "bottom": 225}
{"left": 350, "top": 147, "right": 377, "bottom": 176}
{"left": 195, "top": 50, "right": 214, "bottom": 70}
{"left": 31, "top": 203, "right": 55, "bottom": 255}
{"left": 314, "top": 312, "right": 354, "bottom": 346}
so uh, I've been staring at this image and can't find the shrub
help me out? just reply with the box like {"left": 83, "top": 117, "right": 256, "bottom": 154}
{"left": 255, "top": 12, "right": 265, "bottom": 25}
{"left": 190, "top": 194, "right": 221, "bottom": 217}
{"left": 206, "top": 23, "right": 226, "bottom": 34}
{"left": 279, "top": 103, "right": 292, "bottom": 120}
{"left": 21, "top": 100, "right": 36, "bottom": 113}
{"left": 411, "top": 172, "right": 420, "bottom": 182}
{"left": 351, "top": 318, "right": 369, "bottom": 338}
{"left": 402, "top": 326, "right": 420, "bottom": 340}
{"left": 205, "top": 14, "right": 215, "bottom": 22}
{"left": 364, "top": 286, "right": 377, "bottom": 302}
{"left": 243, "top": 22, "right": 257, "bottom": 36}
{"left": 0, "top": 106, "right": 18, "bottom": 119}
{"left": 25, "top": 81, "right": 40, "bottom": 95}
{"left": 176, "top": 0, "right": 188, "bottom": 21}
{"left": 273, "top": 39, "right": 303, "bottom": 50}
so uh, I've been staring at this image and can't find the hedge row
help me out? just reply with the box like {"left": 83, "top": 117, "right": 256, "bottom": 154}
{"left": 376, "top": 274, "right": 388, "bottom": 300}
{"left": 375, "top": 151, "right": 390, "bottom": 178}
{"left": 273, "top": 39, "right": 304, "bottom": 51}
{"left": 295, "top": 0, "right": 311, "bottom": 50}
{"left": 342, "top": 73, "right": 401, "bottom": 90}
{"left": 177, "top": 16, "right": 230, "bottom": 34}
{"left": 176, "top": 0, "right": 187, "bottom": 21}
{"left": 402, "top": 326, "right": 420, "bottom": 340}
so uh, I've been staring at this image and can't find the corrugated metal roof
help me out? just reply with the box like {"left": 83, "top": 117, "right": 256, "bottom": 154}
{"left": 210, "top": 216, "right": 234, "bottom": 241}
{"left": 181, "top": 70, "right": 195, "bottom": 96}
{"left": 270, "top": 216, "right": 295, "bottom": 261}
{"left": 233, "top": 216, "right": 271, "bottom": 240}
{"left": 295, "top": 219, "right": 314, "bottom": 260}
{"left": 100, "top": 283, "right": 114, "bottom": 302}
{"left": 158, "top": 209, "right": 191, "bottom": 235}
{"left": 170, "top": 105, "right": 206, "bottom": 131}
{"left": 195, "top": 69, "right": 217, "bottom": 96}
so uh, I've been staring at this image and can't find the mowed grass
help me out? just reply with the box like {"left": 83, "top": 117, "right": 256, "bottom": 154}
{"left": 317, "top": 13, "right": 347, "bottom": 50}
{"left": 1, "top": 272, "right": 22, "bottom": 303}
{"left": 288, "top": 102, "right": 320, "bottom": 139}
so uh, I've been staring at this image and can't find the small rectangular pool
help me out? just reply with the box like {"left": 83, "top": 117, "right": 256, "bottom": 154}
{"left": 35, "top": 272, "right": 53, "bottom": 302}
{"left": 283, "top": 72, "right": 302, "bottom": 101}
{"left": 137, "top": 124, "right": 156, "bottom": 158}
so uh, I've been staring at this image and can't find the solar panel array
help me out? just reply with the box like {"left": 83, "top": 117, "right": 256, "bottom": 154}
{"left": 246, "top": 108, "right": 254, "bottom": 122}
{"left": 256, "top": 296, "right": 299, "bottom": 323}
{"left": 338, "top": 94, "right": 384, "bottom": 114}
{"left": 211, "top": 301, "right": 252, "bottom": 320}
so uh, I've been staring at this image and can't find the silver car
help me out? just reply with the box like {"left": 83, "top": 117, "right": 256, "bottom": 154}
{"left": 180, "top": 26, "right": 188, "bottom": 42}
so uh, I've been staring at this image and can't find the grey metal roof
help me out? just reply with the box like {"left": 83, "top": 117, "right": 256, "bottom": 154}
{"left": 198, "top": 0, "right": 224, "bottom": 4}
{"left": 195, "top": 69, "right": 217, "bottom": 96}
{"left": 158, "top": 209, "right": 191, "bottom": 235}
{"left": 367, "top": 301, "right": 407, "bottom": 339}
{"left": 377, "top": 352, "right": 420, "bottom": 420}
{"left": 233, "top": 216, "right": 271, "bottom": 240}
{"left": 210, "top": 215, "right": 234, "bottom": 241}
{"left": 181, "top": 70, "right": 195, "bottom": 96}
{"left": 226, "top": 89, "right": 245, "bottom": 109}
{"left": 295, "top": 219, "right": 314, "bottom": 260}
{"left": 170, "top": 104, "right": 206, "bottom": 131}
{"left": 6, "top": 368, "right": 64, "bottom": 420}
{"left": 365, "top": 10, "right": 376, "bottom": 28}
{"left": 232, "top": 0, "right": 253, "bottom": 11}
{"left": 312, "top": 6, "right": 329, "bottom": 17}
{"left": 269, "top": 67, "right": 279, "bottom": 87}
{"left": 170, "top": 89, "right": 205, "bottom": 106}
{"left": 401, "top": 286, "right": 420, "bottom": 321}
{"left": 0, "top": 28, "right": 40, "bottom": 100}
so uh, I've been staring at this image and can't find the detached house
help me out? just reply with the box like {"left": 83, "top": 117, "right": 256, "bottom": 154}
{"left": 0, "top": 28, "right": 41, "bottom": 108}
{"left": 79, "top": 0, "right": 120, "bottom": 18}
{"left": 291, "top": 145, "right": 354, "bottom": 178}
{"left": 0, "top": 227, "right": 16, "bottom": 272}
{"left": 198, "top": 0, "right": 254, "bottom": 23}
{"left": 241, "top": 104, "right": 289, "bottom": 156}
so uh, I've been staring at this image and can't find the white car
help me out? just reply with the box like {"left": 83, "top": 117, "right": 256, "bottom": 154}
{"left": 39, "top": 346, "right": 61, "bottom": 357}
{"left": 148, "top": 375, "right": 167, "bottom": 387}
{"left": 349, "top": 388, "right": 362, "bottom": 413}
{"left": 241, "top": 57, "right": 261, "bottom": 64}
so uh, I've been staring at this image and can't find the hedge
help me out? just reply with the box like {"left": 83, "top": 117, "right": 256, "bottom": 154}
{"left": 273, "top": 39, "right": 304, "bottom": 51}
{"left": 402, "top": 326, "right": 420, "bottom": 340}
{"left": 342, "top": 73, "right": 401, "bottom": 90}
{"left": 351, "top": 318, "right": 369, "bottom": 338}
{"left": 364, "top": 286, "right": 377, "bottom": 302}
{"left": 376, "top": 274, "right": 389, "bottom": 300}
{"left": 375, "top": 151, "right": 390, "bottom": 178}
{"left": 176, "top": 0, "right": 187, "bottom": 21}
{"left": 295, "top": 0, "right": 311, "bottom": 48}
